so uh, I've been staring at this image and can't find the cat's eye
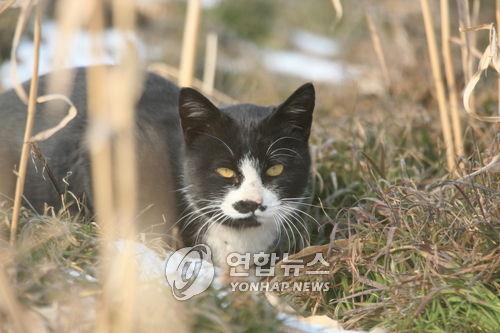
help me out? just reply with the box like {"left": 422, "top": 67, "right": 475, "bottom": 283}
{"left": 266, "top": 164, "right": 284, "bottom": 177}
{"left": 216, "top": 167, "right": 236, "bottom": 178}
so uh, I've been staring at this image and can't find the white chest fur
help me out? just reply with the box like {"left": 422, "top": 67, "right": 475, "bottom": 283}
{"left": 204, "top": 218, "right": 278, "bottom": 265}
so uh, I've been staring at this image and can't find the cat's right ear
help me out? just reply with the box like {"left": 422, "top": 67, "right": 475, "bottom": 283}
{"left": 179, "top": 88, "right": 222, "bottom": 143}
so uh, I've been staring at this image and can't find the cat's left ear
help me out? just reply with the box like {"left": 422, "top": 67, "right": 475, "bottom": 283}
{"left": 178, "top": 87, "right": 224, "bottom": 144}
{"left": 269, "top": 83, "right": 315, "bottom": 139}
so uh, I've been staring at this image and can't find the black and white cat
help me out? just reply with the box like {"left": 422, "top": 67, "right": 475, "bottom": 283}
{"left": 0, "top": 67, "right": 315, "bottom": 264}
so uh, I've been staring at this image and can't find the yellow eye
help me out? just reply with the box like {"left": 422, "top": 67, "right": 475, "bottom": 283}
{"left": 266, "top": 164, "right": 284, "bottom": 177}
{"left": 216, "top": 167, "right": 236, "bottom": 178}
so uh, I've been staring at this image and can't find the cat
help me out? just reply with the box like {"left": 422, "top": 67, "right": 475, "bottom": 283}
{"left": 0, "top": 67, "right": 315, "bottom": 265}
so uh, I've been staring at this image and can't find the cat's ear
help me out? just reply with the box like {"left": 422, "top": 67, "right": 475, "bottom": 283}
{"left": 179, "top": 87, "right": 222, "bottom": 143}
{"left": 269, "top": 83, "right": 315, "bottom": 139}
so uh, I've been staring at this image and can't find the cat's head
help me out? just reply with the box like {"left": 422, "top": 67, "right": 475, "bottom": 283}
{"left": 178, "top": 83, "right": 314, "bottom": 233}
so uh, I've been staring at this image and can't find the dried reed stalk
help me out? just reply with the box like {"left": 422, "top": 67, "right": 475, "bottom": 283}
{"left": 48, "top": 0, "right": 91, "bottom": 97}
{"left": 85, "top": 3, "right": 118, "bottom": 331}
{"left": 86, "top": 3, "right": 115, "bottom": 245}
{"left": 149, "top": 62, "right": 236, "bottom": 103}
{"left": 0, "top": 0, "right": 16, "bottom": 15}
{"left": 86, "top": 1, "right": 184, "bottom": 330}
{"left": 110, "top": 0, "right": 138, "bottom": 239}
{"left": 440, "top": 0, "right": 464, "bottom": 157}
{"left": 10, "top": 5, "right": 41, "bottom": 244}
{"left": 461, "top": 24, "right": 500, "bottom": 123}
{"left": 457, "top": 0, "right": 475, "bottom": 113}
{"left": 179, "top": 0, "right": 201, "bottom": 87}
{"left": 330, "top": 0, "right": 343, "bottom": 21}
{"left": 365, "top": 11, "right": 391, "bottom": 89}
{"left": 202, "top": 33, "right": 218, "bottom": 95}
{"left": 471, "top": 0, "right": 481, "bottom": 32}
{"left": 497, "top": 0, "right": 500, "bottom": 115}
{"left": 10, "top": 0, "right": 34, "bottom": 103}
{"left": 106, "top": 1, "right": 140, "bottom": 328}
{"left": 420, "top": 0, "right": 456, "bottom": 172}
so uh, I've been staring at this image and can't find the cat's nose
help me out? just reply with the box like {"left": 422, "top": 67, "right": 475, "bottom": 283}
{"left": 233, "top": 200, "right": 263, "bottom": 214}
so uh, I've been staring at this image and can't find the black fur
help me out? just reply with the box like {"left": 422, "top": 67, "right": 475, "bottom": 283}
{"left": 0, "top": 67, "right": 315, "bottom": 247}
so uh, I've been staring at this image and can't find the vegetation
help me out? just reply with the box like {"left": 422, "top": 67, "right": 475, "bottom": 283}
{"left": 0, "top": 1, "right": 499, "bottom": 332}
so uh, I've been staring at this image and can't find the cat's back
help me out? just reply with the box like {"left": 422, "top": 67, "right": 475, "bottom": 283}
{"left": 0, "top": 67, "right": 181, "bottom": 140}
{"left": 0, "top": 67, "right": 183, "bottom": 211}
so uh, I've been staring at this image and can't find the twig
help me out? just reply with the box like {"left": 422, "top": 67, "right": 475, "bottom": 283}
{"left": 148, "top": 62, "right": 237, "bottom": 104}
{"left": 440, "top": 0, "right": 464, "bottom": 157}
{"left": 497, "top": 0, "right": 500, "bottom": 115}
{"left": 330, "top": 0, "right": 343, "bottom": 21}
{"left": 86, "top": 4, "right": 116, "bottom": 331}
{"left": 458, "top": 154, "right": 500, "bottom": 180}
{"left": 420, "top": 0, "right": 456, "bottom": 172}
{"left": 30, "top": 143, "right": 62, "bottom": 196}
{"left": 365, "top": 11, "right": 391, "bottom": 89}
{"left": 0, "top": 0, "right": 16, "bottom": 15}
{"left": 10, "top": 0, "right": 33, "bottom": 103}
{"left": 10, "top": 5, "right": 42, "bottom": 245}
{"left": 202, "top": 33, "right": 218, "bottom": 95}
{"left": 457, "top": 0, "right": 475, "bottom": 113}
{"left": 179, "top": 0, "right": 201, "bottom": 87}
{"left": 461, "top": 24, "right": 500, "bottom": 123}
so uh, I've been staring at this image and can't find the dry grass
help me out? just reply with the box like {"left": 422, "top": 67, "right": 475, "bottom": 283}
{"left": 260, "top": 75, "right": 500, "bottom": 330}
{"left": 271, "top": 163, "right": 499, "bottom": 331}
{"left": 0, "top": 1, "right": 499, "bottom": 332}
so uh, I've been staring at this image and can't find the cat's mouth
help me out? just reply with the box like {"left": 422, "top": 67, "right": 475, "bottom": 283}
{"left": 219, "top": 215, "right": 262, "bottom": 228}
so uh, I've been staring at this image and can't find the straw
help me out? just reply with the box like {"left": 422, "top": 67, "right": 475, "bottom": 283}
{"left": 420, "top": 0, "right": 456, "bottom": 172}
{"left": 202, "top": 32, "right": 218, "bottom": 95}
{"left": 497, "top": 0, "right": 500, "bottom": 115}
{"left": 440, "top": 0, "right": 464, "bottom": 157}
{"left": 365, "top": 11, "right": 391, "bottom": 89}
{"left": 10, "top": 3, "right": 41, "bottom": 244}
{"left": 179, "top": 0, "right": 201, "bottom": 87}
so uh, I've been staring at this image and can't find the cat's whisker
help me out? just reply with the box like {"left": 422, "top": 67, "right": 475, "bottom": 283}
{"left": 281, "top": 196, "right": 312, "bottom": 201}
{"left": 269, "top": 153, "right": 295, "bottom": 160}
{"left": 281, "top": 203, "right": 321, "bottom": 227}
{"left": 176, "top": 204, "right": 220, "bottom": 225}
{"left": 274, "top": 213, "right": 292, "bottom": 254}
{"left": 265, "top": 136, "right": 301, "bottom": 157}
{"left": 280, "top": 205, "right": 308, "bottom": 228}
{"left": 182, "top": 212, "right": 219, "bottom": 234}
{"left": 276, "top": 210, "right": 297, "bottom": 253}
{"left": 281, "top": 214, "right": 302, "bottom": 250}
{"left": 175, "top": 184, "right": 193, "bottom": 193}
{"left": 281, "top": 208, "right": 311, "bottom": 247}
{"left": 195, "top": 211, "right": 226, "bottom": 243}
{"left": 179, "top": 206, "right": 221, "bottom": 231}
{"left": 269, "top": 147, "right": 302, "bottom": 160}
{"left": 200, "top": 213, "right": 230, "bottom": 243}
{"left": 176, "top": 197, "right": 221, "bottom": 222}
{"left": 280, "top": 209, "right": 307, "bottom": 249}
{"left": 280, "top": 204, "right": 308, "bottom": 224}
{"left": 280, "top": 199, "right": 331, "bottom": 210}
{"left": 272, "top": 216, "right": 282, "bottom": 246}
{"left": 195, "top": 211, "right": 225, "bottom": 244}
{"left": 199, "top": 132, "right": 234, "bottom": 157}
